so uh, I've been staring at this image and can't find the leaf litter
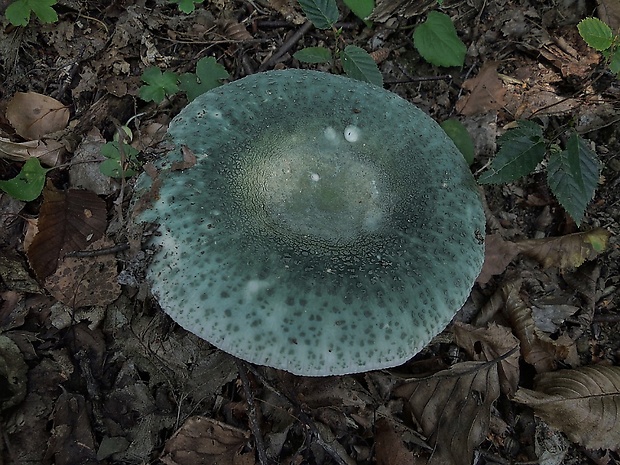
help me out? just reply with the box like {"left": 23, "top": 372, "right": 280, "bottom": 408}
{"left": 0, "top": 0, "right": 619, "bottom": 464}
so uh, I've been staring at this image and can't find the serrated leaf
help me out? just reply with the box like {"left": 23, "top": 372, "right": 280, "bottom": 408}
{"left": 29, "top": 0, "right": 57, "bottom": 23}
{"left": 169, "top": 0, "right": 203, "bottom": 13}
{"left": 413, "top": 11, "right": 466, "bottom": 67}
{"left": 440, "top": 119, "right": 475, "bottom": 165}
{"left": 99, "top": 141, "right": 140, "bottom": 178}
{"left": 478, "top": 121, "right": 546, "bottom": 184}
{"left": 0, "top": 158, "right": 49, "bottom": 201}
{"left": 609, "top": 48, "right": 620, "bottom": 75}
{"left": 577, "top": 17, "right": 613, "bottom": 51}
{"left": 139, "top": 67, "right": 179, "bottom": 103}
{"left": 179, "top": 57, "right": 229, "bottom": 101}
{"left": 298, "top": 0, "right": 339, "bottom": 29}
{"left": 343, "top": 0, "right": 374, "bottom": 21}
{"left": 5, "top": 1, "right": 30, "bottom": 26}
{"left": 341, "top": 45, "right": 383, "bottom": 86}
{"left": 293, "top": 46, "right": 333, "bottom": 63}
{"left": 5, "top": 0, "right": 57, "bottom": 26}
{"left": 547, "top": 132, "right": 600, "bottom": 226}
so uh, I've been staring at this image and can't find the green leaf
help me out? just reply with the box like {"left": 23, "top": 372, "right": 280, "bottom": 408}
{"left": 139, "top": 67, "right": 179, "bottom": 103}
{"left": 0, "top": 158, "right": 49, "bottom": 201}
{"left": 99, "top": 141, "right": 140, "bottom": 178}
{"left": 293, "top": 47, "right": 333, "bottom": 63}
{"left": 478, "top": 121, "right": 546, "bottom": 184}
{"left": 608, "top": 48, "right": 620, "bottom": 75}
{"left": 169, "top": 0, "right": 203, "bottom": 13}
{"left": 577, "top": 17, "right": 613, "bottom": 51}
{"left": 343, "top": 0, "right": 374, "bottom": 21}
{"left": 179, "top": 57, "right": 229, "bottom": 101}
{"left": 5, "top": 0, "right": 57, "bottom": 26}
{"left": 298, "top": 0, "right": 339, "bottom": 29}
{"left": 341, "top": 45, "right": 383, "bottom": 86}
{"left": 547, "top": 132, "right": 601, "bottom": 226}
{"left": 413, "top": 11, "right": 467, "bottom": 67}
{"left": 440, "top": 119, "right": 475, "bottom": 165}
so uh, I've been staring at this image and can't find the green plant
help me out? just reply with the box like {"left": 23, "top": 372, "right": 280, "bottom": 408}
{"left": 478, "top": 121, "right": 601, "bottom": 226}
{"left": 294, "top": 0, "right": 382, "bottom": 86}
{"left": 413, "top": 11, "right": 466, "bottom": 67}
{"left": 100, "top": 141, "right": 141, "bottom": 179}
{"left": 5, "top": 0, "right": 58, "bottom": 26}
{"left": 138, "top": 57, "right": 228, "bottom": 103}
{"left": 0, "top": 158, "right": 50, "bottom": 201}
{"left": 168, "top": 0, "right": 203, "bottom": 14}
{"left": 578, "top": 17, "right": 620, "bottom": 76}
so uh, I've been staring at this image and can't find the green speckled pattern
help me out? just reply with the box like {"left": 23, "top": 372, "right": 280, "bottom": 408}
{"left": 135, "top": 69, "right": 485, "bottom": 376}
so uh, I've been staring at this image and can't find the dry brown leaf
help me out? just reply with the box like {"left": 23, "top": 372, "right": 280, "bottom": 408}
{"left": 6, "top": 92, "right": 70, "bottom": 140}
{"left": 0, "top": 136, "right": 64, "bottom": 166}
{"left": 477, "top": 234, "right": 520, "bottom": 284}
{"left": 220, "top": 20, "right": 252, "bottom": 41}
{"left": 598, "top": 0, "right": 620, "bottom": 31}
{"left": 513, "top": 366, "right": 620, "bottom": 451}
{"left": 374, "top": 418, "right": 422, "bottom": 465}
{"left": 160, "top": 416, "right": 254, "bottom": 465}
{"left": 453, "top": 322, "right": 520, "bottom": 396}
{"left": 516, "top": 228, "right": 611, "bottom": 271}
{"left": 394, "top": 361, "right": 500, "bottom": 465}
{"left": 456, "top": 62, "right": 506, "bottom": 116}
{"left": 370, "top": 0, "right": 435, "bottom": 22}
{"left": 27, "top": 184, "right": 107, "bottom": 280}
{"left": 500, "top": 279, "right": 571, "bottom": 373}
{"left": 44, "top": 237, "right": 121, "bottom": 308}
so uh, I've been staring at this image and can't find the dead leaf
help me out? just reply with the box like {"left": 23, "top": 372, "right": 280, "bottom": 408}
{"left": 394, "top": 361, "right": 500, "bottom": 465}
{"left": 513, "top": 366, "right": 620, "bottom": 451}
{"left": 477, "top": 234, "right": 520, "bottom": 284}
{"left": 598, "top": 0, "right": 620, "bottom": 31}
{"left": 456, "top": 62, "right": 506, "bottom": 116}
{"left": 6, "top": 92, "right": 70, "bottom": 140}
{"left": 453, "top": 322, "right": 520, "bottom": 396}
{"left": 374, "top": 418, "right": 428, "bottom": 465}
{"left": 27, "top": 184, "right": 107, "bottom": 280}
{"left": 160, "top": 416, "right": 254, "bottom": 465}
{"left": 0, "top": 136, "right": 64, "bottom": 166}
{"left": 516, "top": 228, "right": 611, "bottom": 270}
{"left": 370, "top": 0, "right": 436, "bottom": 22}
{"left": 44, "top": 237, "right": 121, "bottom": 308}
{"left": 171, "top": 145, "right": 197, "bottom": 171}
{"left": 500, "top": 279, "right": 570, "bottom": 373}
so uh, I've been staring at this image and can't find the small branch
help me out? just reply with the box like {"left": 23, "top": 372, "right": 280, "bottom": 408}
{"left": 258, "top": 21, "right": 314, "bottom": 72}
{"left": 64, "top": 243, "right": 130, "bottom": 258}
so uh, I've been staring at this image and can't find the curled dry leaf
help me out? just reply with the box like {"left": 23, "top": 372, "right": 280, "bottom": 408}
{"left": 393, "top": 360, "right": 500, "bottom": 465}
{"left": 6, "top": 92, "right": 70, "bottom": 140}
{"left": 456, "top": 62, "right": 506, "bottom": 116}
{"left": 453, "top": 321, "right": 520, "bottom": 396}
{"left": 160, "top": 416, "right": 254, "bottom": 465}
{"left": 513, "top": 366, "right": 620, "bottom": 451}
{"left": 500, "top": 279, "right": 571, "bottom": 373}
{"left": 0, "top": 136, "right": 64, "bottom": 166}
{"left": 477, "top": 233, "right": 520, "bottom": 284}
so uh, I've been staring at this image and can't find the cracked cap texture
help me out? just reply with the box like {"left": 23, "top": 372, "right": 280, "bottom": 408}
{"left": 134, "top": 69, "right": 485, "bottom": 376}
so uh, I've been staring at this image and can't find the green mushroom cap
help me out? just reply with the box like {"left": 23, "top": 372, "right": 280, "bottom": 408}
{"left": 135, "top": 69, "right": 485, "bottom": 376}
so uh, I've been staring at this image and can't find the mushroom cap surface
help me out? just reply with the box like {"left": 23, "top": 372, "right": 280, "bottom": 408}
{"left": 135, "top": 69, "right": 485, "bottom": 376}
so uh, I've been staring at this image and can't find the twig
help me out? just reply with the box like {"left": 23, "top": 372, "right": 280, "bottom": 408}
{"left": 258, "top": 21, "right": 314, "bottom": 71}
{"left": 64, "top": 243, "right": 130, "bottom": 258}
{"left": 236, "top": 360, "right": 270, "bottom": 465}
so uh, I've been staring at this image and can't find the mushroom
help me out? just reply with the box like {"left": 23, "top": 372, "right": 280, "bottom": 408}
{"left": 134, "top": 69, "right": 485, "bottom": 376}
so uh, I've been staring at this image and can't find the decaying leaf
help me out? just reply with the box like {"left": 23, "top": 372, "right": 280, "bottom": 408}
{"left": 0, "top": 136, "right": 64, "bottom": 166}
{"left": 44, "top": 237, "right": 121, "bottom": 308}
{"left": 6, "top": 92, "right": 70, "bottom": 140}
{"left": 513, "top": 366, "right": 620, "bottom": 451}
{"left": 477, "top": 234, "right": 520, "bottom": 284}
{"left": 456, "top": 62, "right": 506, "bottom": 116}
{"left": 453, "top": 322, "right": 520, "bottom": 396}
{"left": 160, "top": 416, "right": 254, "bottom": 465}
{"left": 500, "top": 279, "right": 571, "bottom": 373}
{"left": 374, "top": 417, "right": 430, "bottom": 465}
{"left": 394, "top": 360, "right": 500, "bottom": 465}
{"left": 516, "top": 228, "right": 611, "bottom": 270}
{"left": 27, "top": 184, "right": 107, "bottom": 280}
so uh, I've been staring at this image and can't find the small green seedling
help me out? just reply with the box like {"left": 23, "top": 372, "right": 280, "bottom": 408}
{"left": 578, "top": 17, "right": 620, "bottom": 76}
{"left": 479, "top": 121, "right": 601, "bottom": 226}
{"left": 138, "top": 67, "right": 180, "bottom": 104}
{"left": 413, "top": 11, "right": 467, "bottom": 67}
{"left": 100, "top": 141, "right": 141, "bottom": 179}
{"left": 294, "top": 0, "right": 382, "bottom": 86}
{"left": 0, "top": 158, "right": 50, "bottom": 201}
{"left": 168, "top": 0, "right": 203, "bottom": 13}
{"left": 179, "top": 57, "right": 229, "bottom": 101}
{"left": 5, "top": 0, "right": 58, "bottom": 26}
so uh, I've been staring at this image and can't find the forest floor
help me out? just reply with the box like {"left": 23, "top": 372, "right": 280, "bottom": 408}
{"left": 0, "top": 0, "right": 619, "bottom": 464}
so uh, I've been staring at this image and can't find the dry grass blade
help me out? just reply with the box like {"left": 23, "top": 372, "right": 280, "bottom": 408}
{"left": 513, "top": 366, "right": 620, "bottom": 451}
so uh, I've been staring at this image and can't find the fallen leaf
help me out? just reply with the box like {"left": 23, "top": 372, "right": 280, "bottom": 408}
{"left": 513, "top": 366, "right": 620, "bottom": 451}
{"left": 453, "top": 322, "right": 520, "bottom": 396}
{"left": 598, "top": 0, "right": 620, "bottom": 31}
{"left": 160, "top": 416, "right": 254, "bottom": 465}
{"left": 6, "top": 92, "right": 70, "bottom": 140}
{"left": 27, "top": 184, "right": 107, "bottom": 280}
{"left": 374, "top": 418, "right": 429, "bottom": 465}
{"left": 456, "top": 62, "right": 506, "bottom": 115}
{"left": 0, "top": 136, "right": 64, "bottom": 166}
{"left": 477, "top": 234, "right": 520, "bottom": 284}
{"left": 394, "top": 361, "right": 500, "bottom": 465}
